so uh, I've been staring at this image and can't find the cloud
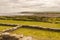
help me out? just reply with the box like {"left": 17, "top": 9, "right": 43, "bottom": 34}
{"left": 0, "top": 0, "right": 60, "bottom": 13}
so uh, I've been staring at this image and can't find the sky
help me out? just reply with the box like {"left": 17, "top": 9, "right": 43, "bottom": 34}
{"left": 0, "top": 0, "right": 60, "bottom": 13}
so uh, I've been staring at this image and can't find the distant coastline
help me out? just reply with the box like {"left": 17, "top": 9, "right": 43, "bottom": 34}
{"left": 0, "top": 12, "right": 60, "bottom": 17}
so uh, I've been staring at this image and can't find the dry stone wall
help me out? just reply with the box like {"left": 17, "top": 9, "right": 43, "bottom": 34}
{"left": 0, "top": 23, "right": 60, "bottom": 40}
{"left": 0, "top": 23, "right": 60, "bottom": 33}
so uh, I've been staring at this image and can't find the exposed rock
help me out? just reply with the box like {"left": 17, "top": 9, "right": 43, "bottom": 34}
{"left": 0, "top": 32, "right": 33, "bottom": 40}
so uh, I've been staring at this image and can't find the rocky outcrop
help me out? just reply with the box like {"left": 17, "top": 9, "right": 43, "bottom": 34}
{"left": 0, "top": 32, "right": 33, "bottom": 40}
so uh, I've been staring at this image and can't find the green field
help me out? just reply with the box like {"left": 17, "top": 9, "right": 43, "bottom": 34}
{"left": 0, "top": 20, "right": 60, "bottom": 40}
{"left": 0, "top": 26, "right": 12, "bottom": 32}
{"left": 0, "top": 20, "right": 60, "bottom": 28}
{"left": 11, "top": 27, "right": 60, "bottom": 40}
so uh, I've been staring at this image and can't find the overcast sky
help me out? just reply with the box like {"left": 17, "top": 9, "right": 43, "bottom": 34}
{"left": 0, "top": 0, "right": 60, "bottom": 13}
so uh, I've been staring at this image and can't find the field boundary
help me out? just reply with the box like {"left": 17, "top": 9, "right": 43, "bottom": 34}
{"left": 0, "top": 23, "right": 60, "bottom": 33}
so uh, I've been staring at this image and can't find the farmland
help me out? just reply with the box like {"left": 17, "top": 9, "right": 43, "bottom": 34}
{"left": 0, "top": 15, "right": 60, "bottom": 40}
{"left": 0, "top": 19, "right": 60, "bottom": 40}
{"left": 0, "top": 26, "right": 12, "bottom": 32}
{"left": 0, "top": 20, "right": 60, "bottom": 28}
{"left": 11, "top": 27, "right": 60, "bottom": 40}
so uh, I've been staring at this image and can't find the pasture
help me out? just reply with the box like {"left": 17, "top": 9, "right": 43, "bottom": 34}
{"left": 0, "top": 20, "right": 60, "bottom": 28}
{"left": 0, "top": 20, "right": 60, "bottom": 40}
